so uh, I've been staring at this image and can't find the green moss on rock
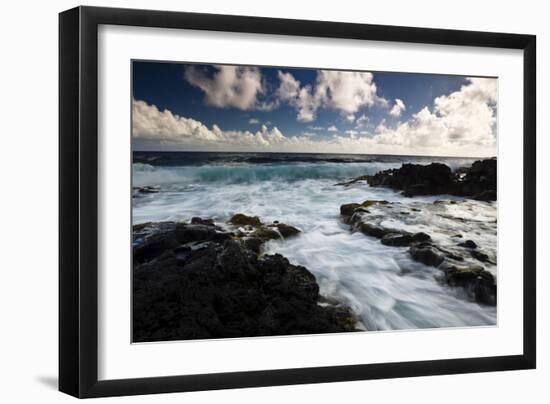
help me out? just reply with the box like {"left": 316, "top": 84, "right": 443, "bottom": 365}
{"left": 273, "top": 223, "right": 301, "bottom": 238}
{"left": 229, "top": 213, "right": 262, "bottom": 227}
{"left": 251, "top": 227, "right": 281, "bottom": 241}
{"left": 340, "top": 200, "right": 389, "bottom": 216}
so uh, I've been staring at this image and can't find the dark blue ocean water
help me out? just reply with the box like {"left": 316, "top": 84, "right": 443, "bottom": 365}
{"left": 133, "top": 151, "right": 478, "bottom": 167}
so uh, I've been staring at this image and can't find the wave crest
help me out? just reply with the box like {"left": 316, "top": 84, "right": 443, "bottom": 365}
{"left": 132, "top": 162, "right": 402, "bottom": 187}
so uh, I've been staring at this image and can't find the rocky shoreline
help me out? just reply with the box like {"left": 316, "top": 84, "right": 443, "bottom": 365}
{"left": 337, "top": 157, "right": 497, "bottom": 306}
{"left": 339, "top": 199, "right": 496, "bottom": 305}
{"left": 338, "top": 158, "right": 496, "bottom": 201}
{"left": 133, "top": 158, "right": 497, "bottom": 341}
{"left": 133, "top": 215, "right": 359, "bottom": 342}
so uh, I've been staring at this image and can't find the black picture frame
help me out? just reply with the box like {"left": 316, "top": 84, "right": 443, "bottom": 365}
{"left": 59, "top": 5, "right": 536, "bottom": 398}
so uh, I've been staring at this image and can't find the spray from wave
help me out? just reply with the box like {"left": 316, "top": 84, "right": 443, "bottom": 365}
{"left": 132, "top": 161, "right": 405, "bottom": 187}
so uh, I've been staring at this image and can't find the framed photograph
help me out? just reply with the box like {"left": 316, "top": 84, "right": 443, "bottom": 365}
{"left": 59, "top": 6, "right": 536, "bottom": 398}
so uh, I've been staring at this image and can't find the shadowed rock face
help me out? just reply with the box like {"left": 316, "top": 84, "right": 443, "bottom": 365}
{"left": 133, "top": 221, "right": 358, "bottom": 342}
{"left": 409, "top": 243, "right": 446, "bottom": 267}
{"left": 228, "top": 213, "right": 262, "bottom": 227}
{"left": 340, "top": 200, "right": 389, "bottom": 217}
{"left": 453, "top": 158, "right": 497, "bottom": 200}
{"left": 133, "top": 185, "right": 160, "bottom": 196}
{"left": 341, "top": 158, "right": 497, "bottom": 201}
{"left": 439, "top": 263, "right": 496, "bottom": 306}
{"left": 381, "top": 232, "right": 431, "bottom": 247}
{"left": 368, "top": 163, "right": 454, "bottom": 197}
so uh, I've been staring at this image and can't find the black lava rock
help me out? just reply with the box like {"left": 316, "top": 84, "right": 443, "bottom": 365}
{"left": 363, "top": 158, "right": 496, "bottom": 201}
{"left": 458, "top": 239, "right": 478, "bottom": 249}
{"left": 409, "top": 243, "right": 445, "bottom": 267}
{"left": 133, "top": 222, "right": 357, "bottom": 342}
{"left": 368, "top": 163, "right": 454, "bottom": 197}
{"left": 439, "top": 263, "right": 496, "bottom": 306}
{"left": 381, "top": 232, "right": 431, "bottom": 247}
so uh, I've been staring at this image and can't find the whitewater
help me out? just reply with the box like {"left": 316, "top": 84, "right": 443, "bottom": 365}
{"left": 133, "top": 152, "right": 497, "bottom": 331}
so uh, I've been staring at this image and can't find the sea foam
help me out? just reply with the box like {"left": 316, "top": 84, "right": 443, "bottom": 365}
{"left": 133, "top": 153, "right": 496, "bottom": 331}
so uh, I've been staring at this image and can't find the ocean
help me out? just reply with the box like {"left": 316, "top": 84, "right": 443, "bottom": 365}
{"left": 133, "top": 151, "right": 497, "bottom": 331}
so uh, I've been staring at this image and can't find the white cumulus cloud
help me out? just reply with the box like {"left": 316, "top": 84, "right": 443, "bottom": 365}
{"left": 315, "top": 70, "right": 387, "bottom": 121}
{"left": 276, "top": 71, "right": 317, "bottom": 122}
{"left": 355, "top": 114, "right": 369, "bottom": 127}
{"left": 133, "top": 76, "right": 497, "bottom": 157}
{"left": 372, "top": 78, "right": 497, "bottom": 153}
{"left": 184, "top": 65, "right": 276, "bottom": 111}
{"left": 389, "top": 99, "right": 406, "bottom": 117}
{"left": 276, "top": 70, "right": 388, "bottom": 123}
{"left": 132, "top": 99, "right": 218, "bottom": 143}
{"left": 133, "top": 99, "right": 289, "bottom": 151}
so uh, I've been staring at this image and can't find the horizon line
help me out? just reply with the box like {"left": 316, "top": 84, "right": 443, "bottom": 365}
{"left": 132, "top": 149, "right": 495, "bottom": 160}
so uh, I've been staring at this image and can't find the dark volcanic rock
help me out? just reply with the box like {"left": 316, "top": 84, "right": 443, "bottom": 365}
{"left": 228, "top": 213, "right": 300, "bottom": 241}
{"left": 191, "top": 217, "right": 216, "bottom": 227}
{"left": 453, "top": 158, "right": 497, "bottom": 201}
{"left": 334, "top": 175, "right": 371, "bottom": 186}
{"left": 454, "top": 158, "right": 496, "bottom": 199}
{"left": 340, "top": 203, "right": 363, "bottom": 217}
{"left": 342, "top": 201, "right": 432, "bottom": 248}
{"left": 228, "top": 213, "right": 262, "bottom": 227}
{"left": 439, "top": 263, "right": 496, "bottom": 305}
{"left": 133, "top": 185, "right": 160, "bottom": 195}
{"left": 133, "top": 222, "right": 357, "bottom": 342}
{"left": 340, "top": 200, "right": 389, "bottom": 218}
{"left": 358, "top": 223, "right": 391, "bottom": 239}
{"left": 242, "top": 237, "right": 263, "bottom": 254}
{"left": 338, "top": 196, "right": 496, "bottom": 306}
{"left": 470, "top": 249, "right": 491, "bottom": 263}
{"left": 133, "top": 221, "right": 153, "bottom": 233}
{"left": 273, "top": 223, "right": 301, "bottom": 238}
{"left": 409, "top": 243, "right": 496, "bottom": 305}
{"left": 368, "top": 163, "right": 454, "bottom": 197}
{"left": 175, "top": 224, "right": 232, "bottom": 245}
{"left": 458, "top": 239, "right": 478, "bottom": 249}
{"left": 472, "top": 190, "right": 497, "bottom": 201}
{"left": 133, "top": 222, "right": 231, "bottom": 265}
{"left": 250, "top": 226, "right": 280, "bottom": 241}
{"left": 361, "top": 158, "right": 497, "bottom": 201}
{"left": 409, "top": 243, "right": 445, "bottom": 267}
{"left": 381, "top": 232, "right": 431, "bottom": 247}
{"left": 237, "top": 225, "right": 300, "bottom": 254}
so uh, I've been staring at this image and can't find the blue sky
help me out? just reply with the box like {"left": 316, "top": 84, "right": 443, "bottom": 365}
{"left": 132, "top": 61, "right": 497, "bottom": 157}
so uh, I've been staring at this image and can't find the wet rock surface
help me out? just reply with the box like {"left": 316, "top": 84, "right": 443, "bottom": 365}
{"left": 133, "top": 186, "right": 160, "bottom": 197}
{"left": 458, "top": 239, "right": 478, "bottom": 249}
{"left": 381, "top": 232, "right": 431, "bottom": 247}
{"left": 409, "top": 243, "right": 445, "bottom": 267}
{"left": 275, "top": 223, "right": 301, "bottom": 238}
{"left": 340, "top": 200, "right": 389, "bottom": 217}
{"left": 228, "top": 213, "right": 301, "bottom": 251}
{"left": 440, "top": 263, "right": 496, "bottom": 305}
{"left": 455, "top": 158, "right": 497, "bottom": 200}
{"left": 340, "top": 199, "right": 497, "bottom": 306}
{"left": 228, "top": 213, "right": 262, "bottom": 227}
{"left": 334, "top": 175, "right": 371, "bottom": 186}
{"left": 339, "top": 158, "right": 497, "bottom": 201}
{"left": 368, "top": 163, "right": 455, "bottom": 197}
{"left": 133, "top": 220, "right": 357, "bottom": 342}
